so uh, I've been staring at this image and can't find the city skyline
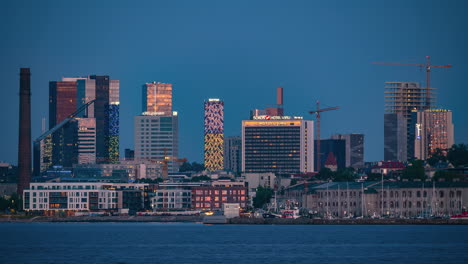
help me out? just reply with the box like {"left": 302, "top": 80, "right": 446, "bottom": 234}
{"left": 1, "top": 1, "right": 467, "bottom": 165}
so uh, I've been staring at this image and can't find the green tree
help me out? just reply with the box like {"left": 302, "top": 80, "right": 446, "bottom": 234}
{"left": 179, "top": 162, "right": 192, "bottom": 172}
{"left": 366, "top": 173, "right": 383, "bottom": 181}
{"left": 426, "top": 148, "right": 447, "bottom": 166}
{"left": 433, "top": 170, "right": 463, "bottom": 182}
{"left": 401, "top": 160, "right": 427, "bottom": 180}
{"left": 447, "top": 144, "right": 468, "bottom": 167}
{"left": 290, "top": 179, "right": 298, "bottom": 186}
{"left": 191, "top": 175, "right": 211, "bottom": 182}
{"left": 314, "top": 168, "right": 334, "bottom": 181}
{"left": 333, "top": 167, "right": 356, "bottom": 182}
{"left": 135, "top": 178, "right": 164, "bottom": 183}
{"left": 253, "top": 186, "right": 273, "bottom": 209}
{"left": 179, "top": 162, "right": 205, "bottom": 172}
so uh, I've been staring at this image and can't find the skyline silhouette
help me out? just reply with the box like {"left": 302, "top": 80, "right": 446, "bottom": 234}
{"left": 1, "top": 0, "right": 467, "bottom": 164}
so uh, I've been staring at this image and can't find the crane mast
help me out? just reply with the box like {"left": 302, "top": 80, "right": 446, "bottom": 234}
{"left": 308, "top": 101, "right": 339, "bottom": 172}
{"left": 372, "top": 56, "right": 451, "bottom": 110}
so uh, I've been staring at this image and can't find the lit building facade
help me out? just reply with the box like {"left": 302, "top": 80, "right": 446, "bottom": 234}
{"left": 23, "top": 182, "right": 148, "bottom": 212}
{"left": 412, "top": 109, "right": 454, "bottom": 160}
{"left": 134, "top": 114, "right": 179, "bottom": 173}
{"left": 242, "top": 118, "right": 314, "bottom": 173}
{"left": 90, "top": 75, "right": 120, "bottom": 164}
{"left": 224, "top": 136, "right": 242, "bottom": 173}
{"left": 192, "top": 186, "right": 247, "bottom": 210}
{"left": 39, "top": 76, "right": 119, "bottom": 172}
{"left": 204, "top": 99, "right": 224, "bottom": 171}
{"left": 142, "top": 82, "right": 172, "bottom": 115}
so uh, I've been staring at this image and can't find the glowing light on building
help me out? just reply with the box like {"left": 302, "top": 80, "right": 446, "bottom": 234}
{"left": 204, "top": 99, "right": 224, "bottom": 171}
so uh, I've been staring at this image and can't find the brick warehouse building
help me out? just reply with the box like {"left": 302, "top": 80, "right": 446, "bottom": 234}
{"left": 192, "top": 186, "right": 247, "bottom": 210}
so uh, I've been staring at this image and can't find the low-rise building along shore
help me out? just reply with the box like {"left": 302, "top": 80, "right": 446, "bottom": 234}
{"left": 285, "top": 181, "right": 468, "bottom": 218}
{"left": 23, "top": 181, "right": 248, "bottom": 214}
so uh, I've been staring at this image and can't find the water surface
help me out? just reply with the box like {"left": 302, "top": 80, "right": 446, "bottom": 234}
{"left": 0, "top": 223, "right": 467, "bottom": 264}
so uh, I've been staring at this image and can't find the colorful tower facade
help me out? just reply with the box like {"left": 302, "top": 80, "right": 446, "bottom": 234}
{"left": 142, "top": 82, "right": 172, "bottom": 115}
{"left": 204, "top": 99, "right": 224, "bottom": 171}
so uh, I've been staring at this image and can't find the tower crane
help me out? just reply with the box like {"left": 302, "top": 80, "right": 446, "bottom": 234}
{"left": 372, "top": 56, "right": 452, "bottom": 109}
{"left": 308, "top": 101, "right": 339, "bottom": 172}
{"left": 155, "top": 148, "right": 187, "bottom": 179}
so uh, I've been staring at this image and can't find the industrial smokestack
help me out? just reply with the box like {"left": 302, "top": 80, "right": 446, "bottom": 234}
{"left": 18, "top": 68, "right": 31, "bottom": 195}
{"left": 276, "top": 87, "right": 283, "bottom": 106}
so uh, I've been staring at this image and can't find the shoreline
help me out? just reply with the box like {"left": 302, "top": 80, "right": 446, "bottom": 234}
{"left": 1, "top": 215, "right": 467, "bottom": 225}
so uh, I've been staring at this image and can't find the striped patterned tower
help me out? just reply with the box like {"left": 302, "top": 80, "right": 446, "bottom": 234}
{"left": 204, "top": 99, "right": 224, "bottom": 171}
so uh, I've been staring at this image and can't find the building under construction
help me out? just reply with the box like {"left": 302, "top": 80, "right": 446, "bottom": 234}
{"left": 384, "top": 82, "right": 434, "bottom": 161}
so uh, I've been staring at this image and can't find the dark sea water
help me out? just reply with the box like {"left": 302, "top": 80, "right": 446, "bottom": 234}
{"left": 0, "top": 223, "right": 467, "bottom": 264}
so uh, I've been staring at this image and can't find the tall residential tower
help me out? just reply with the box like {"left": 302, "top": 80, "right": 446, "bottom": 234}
{"left": 204, "top": 99, "right": 224, "bottom": 171}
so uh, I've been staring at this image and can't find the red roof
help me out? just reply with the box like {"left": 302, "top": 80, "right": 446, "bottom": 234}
{"left": 325, "top": 152, "right": 337, "bottom": 166}
{"left": 372, "top": 161, "right": 405, "bottom": 169}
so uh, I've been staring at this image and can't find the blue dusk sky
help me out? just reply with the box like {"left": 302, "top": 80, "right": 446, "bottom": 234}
{"left": 0, "top": 0, "right": 467, "bottom": 164}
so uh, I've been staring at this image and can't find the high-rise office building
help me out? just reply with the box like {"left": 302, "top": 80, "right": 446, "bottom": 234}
{"left": 124, "top": 148, "right": 135, "bottom": 160}
{"left": 142, "top": 82, "right": 172, "bottom": 115}
{"left": 412, "top": 109, "right": 454, "bottom": 160}
{"left": 331, "top": 134, "right": 364, "bottom": 168}
{"left": 134, "top": 82, "right": 179, "bottom": 173}
{"left": 134, "top": 114, "right": 179, "bottom": 173}
{"left": 384, "top": 82, "right": 430, "bottom": 161}
{"left": 41, "top": 75, "right": 118, "bottom": 171}
{"left": 315, "top": 139, "right": 346, "bottom": 170}
{"left": 49, "top": 81, "right": 79, "bottom": 169}
{"left": 204, "top": 99, "right": 224, "bottom": 171}
{"left": 90, "top": 75, "right": 120, "bottom": 164}
{"left": 384, "top": 113, "right": 407, "bottom": 161}
{"left": 242, "top": 119, "right": 314, "bottom": 173}
{"left": 224, "top": 136, "right": 241, "bottom": 173}
{"left": 62, "top": 77, "right": 97, "bottom": 165}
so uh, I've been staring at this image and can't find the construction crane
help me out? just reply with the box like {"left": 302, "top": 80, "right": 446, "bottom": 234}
{"left": 156, "top": 148, "right": 187, "bottom": 179}
{"left": 308, "top": 101, "right": 339, "bottom": 172}
{"left": 34, "top": 100, "right": 96, "bottom": 144}
{"left": 372, "top": 56, "right": 452, "bottom": 109}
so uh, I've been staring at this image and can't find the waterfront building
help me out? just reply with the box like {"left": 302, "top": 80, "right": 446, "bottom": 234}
{"left": 243, "top": 173, "right": 276, "bottom": 193}
{"left": 288, "top": 181, "right": 468, "bottom": 218}
{"left": 315, "top": 139, "right": 346, "bottom": 170}
{"left": 331, "top": 134, "right": 364, "bottom": 168}
{"left": 142, "top": 82, "right": 172, "bottom": 115}
{"left": 412, "top": 109, "right": 454, "bottom": 160}
{"left": 192, "top": 186, "right": 248, "bottom": 210}
{"left": 150, "top": 182, "right": 204, "bottom": 210}
{"left": 23, "top": 182, "right": 148, "bottom": 212}
{"left": 384, "top": 82, "right": 430, "bottom": 161}
{"left": 204, "top": 99, "right": 224, "bottom": 171}
{"left": 242, "top": 117, "right": 314, "bottom": 173}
